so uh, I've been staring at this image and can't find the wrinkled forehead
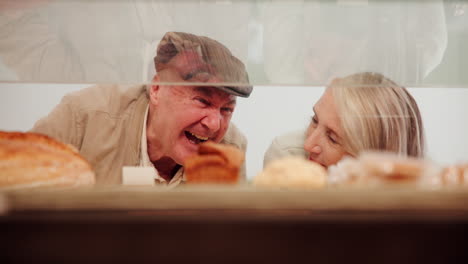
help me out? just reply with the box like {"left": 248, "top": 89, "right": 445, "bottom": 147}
{"left": 314, "top": 85, "right": 341, "bottom": 120}
{"left": 164, "top": 85, "right": 236, "bottom": 105}
{"left": 193, "top": 86, "right": 237, "bottom": 102}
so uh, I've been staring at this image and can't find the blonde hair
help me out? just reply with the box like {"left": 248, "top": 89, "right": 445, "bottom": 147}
{"left": 331, "top": 72, "right": 425, "bottom": 157}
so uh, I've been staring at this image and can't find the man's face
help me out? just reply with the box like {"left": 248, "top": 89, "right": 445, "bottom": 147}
{"left": 147, "top": 53, "right": 236, "bottom": 165}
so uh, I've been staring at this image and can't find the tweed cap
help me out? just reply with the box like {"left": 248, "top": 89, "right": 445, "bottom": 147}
{"left": 154, "top": 32, "right": 252, "bottom": 97}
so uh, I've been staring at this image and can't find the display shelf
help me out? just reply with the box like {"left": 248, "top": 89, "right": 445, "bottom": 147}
{"left": 2, "top": 186, "right": 468, "bottom": 219}
{"left": 1, "top": 186, "right": 468, "bottom": 263}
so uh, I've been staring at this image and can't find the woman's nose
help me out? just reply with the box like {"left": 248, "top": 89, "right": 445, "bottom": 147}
{"left": 308, "top": 145, "right": 322, "bottom": 154}
{"left": 304, "top": 129, "right": 322, "bottom": 155}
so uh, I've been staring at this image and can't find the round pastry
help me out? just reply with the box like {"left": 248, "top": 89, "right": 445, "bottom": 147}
{"left": 253, "top": 156, "right": 327, "bottom": 190}
{"left": 328, "top": 152, "right": 442, "bottom": 187}
{"left": 184, "top": 141, "right": 244, "bottom": 184}
{"left": 441, "top": 163, "right": 468, "bottom": 186}
{"left": 0, "top": 131, "right": 95, "bottom": 190}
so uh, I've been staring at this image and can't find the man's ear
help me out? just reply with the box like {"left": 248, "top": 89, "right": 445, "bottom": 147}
{"left": 149, "top": 75, "right": 160, "bottom": 105}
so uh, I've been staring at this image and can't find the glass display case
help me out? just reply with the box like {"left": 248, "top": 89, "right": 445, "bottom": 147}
{"left": 0, "top": 1, "right": 468, "bottom": 263}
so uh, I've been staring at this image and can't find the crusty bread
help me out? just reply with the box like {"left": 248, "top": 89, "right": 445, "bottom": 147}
{"left": 184, "top": 141, "right": 244, "bottom": 184}
{"left": 253, "top": 157, "right": 327, "bottom": 190}
{"left": 0, "top": 131, "right": 95, "bottom": 190}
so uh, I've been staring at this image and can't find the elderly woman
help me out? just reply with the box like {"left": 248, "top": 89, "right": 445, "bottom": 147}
{"left": 264, "top": 72, "right": 425, "bottom": 168}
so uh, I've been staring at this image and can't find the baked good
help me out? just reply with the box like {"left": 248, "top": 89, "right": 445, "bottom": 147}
{"left": 0, "top": 131, "right": 95, "bottom": 190}
{"left": 184, "top": 141, "right": 244, "bottom": 184}
{"left": 253, "top": 156, "right": 327, "bottom": 189}
{"left": 328, "top": 152, "right": 441, "bottom": 187}
{"left": 441, "top": 163, "right": 468, "bottom": 186}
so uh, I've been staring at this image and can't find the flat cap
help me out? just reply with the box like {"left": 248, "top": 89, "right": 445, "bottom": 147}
{"left": 154, "top": 32, "right": 252, "bottom": 97}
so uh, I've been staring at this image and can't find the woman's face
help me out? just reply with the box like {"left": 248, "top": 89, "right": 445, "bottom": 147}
{"left": 303, "top": 87, "right": 350, "bottom": 168}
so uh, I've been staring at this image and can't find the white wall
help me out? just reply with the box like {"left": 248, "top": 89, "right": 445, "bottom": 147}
{"left": 1, "top": 84, "right": 467, "bottom": 179}
{"left": 0, "top": 83, "right": 86, "bottom": 131}
{"left": 232, "top": 86, "right": 323, "bottom": 178}
{"left": 410, "top": 88, "right": 468, "bottom": 165}
{"left": 233, "top": 86, "right": 468, "bottom": 178}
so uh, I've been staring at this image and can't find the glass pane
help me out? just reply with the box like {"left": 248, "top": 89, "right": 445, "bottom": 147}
{"left": 0, "top": 0, "right": 466, "bottom": 87}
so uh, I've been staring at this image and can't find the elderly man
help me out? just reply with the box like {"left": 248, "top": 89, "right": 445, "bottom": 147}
{"left": 31, "top": 32, "right": 252, "bottom": 186}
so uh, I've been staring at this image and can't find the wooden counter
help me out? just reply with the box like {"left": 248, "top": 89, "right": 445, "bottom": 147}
{"left": 1, "top": 186, "right": 468, "bottom": 263}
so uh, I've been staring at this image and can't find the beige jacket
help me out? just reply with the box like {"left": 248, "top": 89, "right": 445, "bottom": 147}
{"left": 263, "top": 130, "right": 308, "bottom": 168}
{"left": 31, "top": 84, "right": 248, "bottom": 185}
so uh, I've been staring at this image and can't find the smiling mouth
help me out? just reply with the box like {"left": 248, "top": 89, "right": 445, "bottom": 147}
{"left": 185, "top": 131, "right": 209, "bottom": 144}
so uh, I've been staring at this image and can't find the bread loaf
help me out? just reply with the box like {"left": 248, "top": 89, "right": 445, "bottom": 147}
{"left": 0, "top": 131, "right": 95, "bottom": 190}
